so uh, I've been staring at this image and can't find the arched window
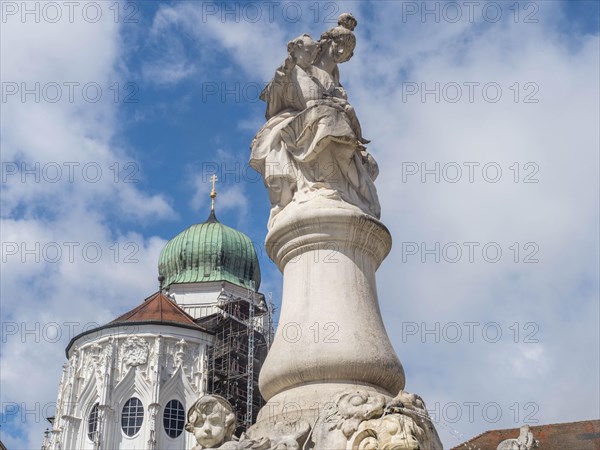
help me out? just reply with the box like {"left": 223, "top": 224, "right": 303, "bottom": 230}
{"left": 121, "top": 397, "right": 144, "bottom": 437}
{"left": 163, "top": 399, "right": 185, "bottom": 438}
{"left": 87, "top": 403, "right": 99, "bottom": 441}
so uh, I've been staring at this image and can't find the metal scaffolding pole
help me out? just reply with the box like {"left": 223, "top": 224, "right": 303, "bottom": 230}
{"left": 205, "top": 284, "right": 271, "bottom": 434}
{"left": 246, "top": 284, "right": 255, "bottom": 429}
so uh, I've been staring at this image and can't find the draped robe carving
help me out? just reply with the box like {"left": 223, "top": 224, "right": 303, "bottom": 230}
{"left": 250, "top": 24, "right": 380, "bottom": 228}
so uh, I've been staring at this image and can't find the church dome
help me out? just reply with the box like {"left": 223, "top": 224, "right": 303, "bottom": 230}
{"left": 158, "top": 211, "right": 261, "bottom": 290}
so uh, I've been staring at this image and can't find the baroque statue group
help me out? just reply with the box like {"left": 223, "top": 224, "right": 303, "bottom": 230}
{"left": 185, "top": 13, "right": 444, "bottom": 450}
{"left": 250, "top": 13, "right": 380, "bottom": 229}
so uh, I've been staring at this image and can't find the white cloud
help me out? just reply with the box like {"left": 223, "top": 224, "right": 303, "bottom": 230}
{"left": 141, "top": 13, "right": 197, "bottom": 85}
{"left": 1, "top": 5, "right": 173, "bottom": 449}
{"left": 2, "top": 1, "right": 598, "bottom": 449}
{"left": 347, "top": 2, "right": 599, "bottom": 444}
{"left": 161, "top": 1, "right": 599, "bottom": 446}
{"left": 142, "top": 59, "right": 196, "bottom": 85}
{"left": 142, "top": 2, "right": 293, "bottom": 82}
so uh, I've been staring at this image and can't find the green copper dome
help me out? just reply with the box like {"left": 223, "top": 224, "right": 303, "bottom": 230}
{"left": 158, "top": 211, "right": 261, "bottom": 290}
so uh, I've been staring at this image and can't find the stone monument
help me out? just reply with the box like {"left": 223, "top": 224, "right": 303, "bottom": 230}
{"left": 497, "top": 425, "right": 539, "bottom": 450}
{"left": 186, "top": 13, "right": 443, "bottom": 449}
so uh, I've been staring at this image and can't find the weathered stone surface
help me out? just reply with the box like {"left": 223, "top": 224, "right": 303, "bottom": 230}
{"left": 186, "top": 390, "right": 443, "bottom": 449}
{"left": 259, "top": 206, "right": 404, "bottom": 402}
{"left": 250, "top": 14, "right": 380, "bottom": 229}
{"left": 497, "top": 425, "right": 539, "bottom": 450}
{"left": 193, "top": 12, "right": 445, "bottom": 450}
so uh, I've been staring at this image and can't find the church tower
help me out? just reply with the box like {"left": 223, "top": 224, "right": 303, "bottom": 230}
{"left": 44, "top": 180, "right": 271, "bottom": 450}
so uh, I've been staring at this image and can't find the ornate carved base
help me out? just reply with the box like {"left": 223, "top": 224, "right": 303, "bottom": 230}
{"left": 186, "top": 390, "right": 442, "bottom": 449}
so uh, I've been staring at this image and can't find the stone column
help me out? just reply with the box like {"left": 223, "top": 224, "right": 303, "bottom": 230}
{"left": 223, "top": 12, "right": 443, "bottom": 448}
{"left": 257, "top": 205, "right": 405, "bottom": 423}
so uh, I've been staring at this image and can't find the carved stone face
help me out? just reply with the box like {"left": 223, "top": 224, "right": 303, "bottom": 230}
{"left": 330, "top": 31, "right": 356, "bottom": 64}
{"left": 377, "top": 416, "right": 421, "bottom": 450}
{"left": 191, "top": 401, "right": 233, "bottom": 448}
{"left": 290, "top": 35, "right": 318, "bottom": 69}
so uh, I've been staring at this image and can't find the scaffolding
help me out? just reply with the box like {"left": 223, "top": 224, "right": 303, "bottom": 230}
{"left": 204, "top": 284, "right": 272, "bottom": 434}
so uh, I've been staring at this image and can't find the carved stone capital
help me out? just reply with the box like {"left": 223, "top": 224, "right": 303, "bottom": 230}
{"left": 265, "top": 206, "right": 392, "bottom": 270}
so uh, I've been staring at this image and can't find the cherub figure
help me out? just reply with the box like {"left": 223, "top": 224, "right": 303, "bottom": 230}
{"left": 338, "top": 12, "right": 357, "bottom": 31}
{"left": 186, "top": 395, "right": 237, "bottom": 450}
{"left": 310, "top": 12, "right": 357, "bottom": 93}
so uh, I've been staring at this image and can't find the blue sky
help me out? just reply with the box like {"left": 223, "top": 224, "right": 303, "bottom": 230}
{"left": 1, "top": 1, "right": 599, "bottom": 448}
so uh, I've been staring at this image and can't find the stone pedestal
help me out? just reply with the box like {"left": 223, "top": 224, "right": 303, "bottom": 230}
{"left": 244, "top": 204, "right": 442, "bottom": 449}
{"left": 259, "top": 205, "right": 403, "bottom": 406}
{"left": 185, "top": 208, "right": 443, "bottom": 450}
{"left": 183, "top": 206, "right": 444, "bottom": 450}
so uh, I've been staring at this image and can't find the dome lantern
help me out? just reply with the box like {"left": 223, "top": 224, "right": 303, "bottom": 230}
{"left": 158, "top": 178, "right": 261, "bottom": 290}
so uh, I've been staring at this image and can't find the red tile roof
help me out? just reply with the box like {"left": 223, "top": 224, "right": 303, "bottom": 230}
{"left": 452, "top": 420, "right": 600, "bottom": 450}
{"left": 65, "top": 291, "right": 210, "bottom": 357}
{"left": 110, "top": 291, "right": 203, "bottom": 329}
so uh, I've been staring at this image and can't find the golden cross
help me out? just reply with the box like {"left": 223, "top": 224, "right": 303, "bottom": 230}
{"left": 210, "top": 174, "right": 218, "bottom": 211}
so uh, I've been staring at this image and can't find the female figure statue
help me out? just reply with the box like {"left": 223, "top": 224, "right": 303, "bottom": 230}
{"left": 250, "top": 14, "right": 380, "bottom": 228}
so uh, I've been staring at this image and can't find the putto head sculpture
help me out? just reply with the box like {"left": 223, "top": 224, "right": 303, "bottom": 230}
{"left": 186, "top": 395, "right": 236, "bottom": 450}
{"left": 338, "top": 12, "right": 358, "bottom": 31}
{"left": 319, "top": 13, "right": 357, "bottom": 64}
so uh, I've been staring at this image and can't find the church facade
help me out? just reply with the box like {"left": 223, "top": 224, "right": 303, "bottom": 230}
{"left": 43, "top": 199, "right": 271, "bottom": 450}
